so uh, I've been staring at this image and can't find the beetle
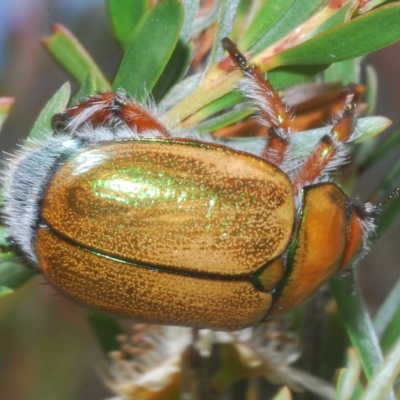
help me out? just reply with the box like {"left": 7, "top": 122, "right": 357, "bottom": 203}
{"left": 1, "top": 39, "right": 377, "bottom": 331}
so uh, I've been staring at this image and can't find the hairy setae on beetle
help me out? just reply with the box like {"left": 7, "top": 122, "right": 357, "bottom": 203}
{"left": 2, "top": 39, "right": 377, "bottom": 331}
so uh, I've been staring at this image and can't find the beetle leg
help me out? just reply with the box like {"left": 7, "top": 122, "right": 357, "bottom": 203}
{"left": 52, "top": 92, "right": 169, "bottom": 136}
{"left": 292, "top": 100, "right": 357, "bottom": 192}
{"left": 113, "top": 93, "right": 169, "bottom": 136}
{"left": 52, "top": 92, "right": 116, "bottom": 132}
{"left": 221, "top": 38, "right": 294, "bottom": 167}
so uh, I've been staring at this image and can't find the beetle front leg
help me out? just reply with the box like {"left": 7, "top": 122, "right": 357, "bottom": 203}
{"left": 113, "top": 93, "right": 169, "bottom": 136}
{"left": 52, "top": 92, "right": 117, "bottom": 133}
{"left": 52, "top": 91, "right": 169, "bottom": 136}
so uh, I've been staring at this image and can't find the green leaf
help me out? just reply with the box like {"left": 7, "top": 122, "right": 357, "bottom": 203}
{"left": 319, "top": 306, "right": 350, "bottom": 381}
{"left": 160, "top": 73, "right": 202, "bottom": 110}
{"left": 358, "top": 0, "right": 395, "bottom": 14}
{"left": 181, "top": 0, "right": 200, "bottom": 43}
{"left": 107, "top": 0, "right": 149, "bottom": 50}
{"left": 287, "top": 117, "right": 390, "bottom": 158}
{"left": 152, "top": 41, "right": 193, "bottom": 103}
{"left": 43, "top": 24, "right": 110, "bottom": 90}
{"left": 86, "top": 311, "right": 125, "bottom": 354}
{"left": 353, "top": 117, "right": 392, "bottom": 143}
{"left": 365, "top": 65, "right": 378, "bottom": 116}
{"left": 379, "top": 299, "right": 400, "bottom": 353}
{"left": 239, "top": 0, "right": 295, "bottom": 51}
{"left": 361, "top": 338, "right": 400, "bottom": 400}
{"left": 374, "top": 278, "right": 400, "bottom": 341}
{"left": 250, "top": 0, "right": 326, "bottom": 54}
{"left": 360, "top": 126, "right": 400, "bottom": 173}
{"left": 207, "top": 0, "right": 241, "bottom": 67}
{"left": 28, "top": 82, "right": 71, "bottom": 140}
{"left": 196, "top": 104, "right": 253, "bottom": 133}
{"left": 112, "top": 0, "right": 184, "bottom": 100}
{"left": 353, "top": 66, "right": 379, "bottom": 165}
{"left": 324, "top": 58, "right": 363, "bottom": 85}
{"left": 187, "top": 90, "right": 244, "bottom": 126}
{"left": 71, "top": 72, "right": 98, "bottom": 105}
{"left": 329, "top": 277, "right": 384, "bottom": 381}
{"left": 268, "top": 64, "right": 329, "bottom": 89}
{"left": 0, "top": 259, "right": 36, "bottom": 299}
{"left": 192, "top": 1, "right": 219, "bottom": 32}
{"left": 266, "top": 4, "right": 400, "bottom": 68}
{"left": 313, "top": 0, "right": 358, "bottom": 36}
{"left": 335, "top": 349, "right": 363, "bottom": 400}
{"left": 0, "top": 97, "right": 15, "bottom": 132}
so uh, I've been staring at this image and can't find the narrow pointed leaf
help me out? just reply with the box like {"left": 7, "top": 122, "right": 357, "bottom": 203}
{"left": 319, "top": 306, "right": 350, "bottom": 381}
{"left": 263, "top": 4, "right": 400, "bottom": 69}
{"left": 183, "top": 91, "right": 244, "bottom": 127}
{"left": 207, "top": 0, "right": 241, "bottom": 67}
{"left": 112, "top": 0, "right": 184, "bottom": 100}
{"left": 329, "top": 278, "right": 384, "bottom": 380}
{"left": 71, "top": 72, "right": 97, "bottom": 105}
{"left": 335, "top": 349, "right": 362, "bottom": 400}
{"left": 152, "top": 41, "right": 193, "bottom": 103}
{"left": 181, "top": 0, "right": 200, "bottom": 43}
{"left": 195, "top": 104, "right": 253, "bottom": 133}
{"left": 353, "top": 117, "right": 392, "bottom": 143}
{"left": 268, "top": 64, "right": 329, "bottom": 89}
{"left": 107, "top": 0, "right": 149, "bottom": 49}
{"left": 239, "top": 0, "right": 295, "bottom": 51}
{"left": 160, "top": 73, "right": 202, "bottom": 110}
{"left": 192, "top": 1, "right": 219, "bottom": 32}
{"left": 288, "top": 117, "right": 389, "bottom": 158}
{"left": 358, "top": 0, "right": 394, "bottom": 14}
{"left": 379, "top": 301, "right": 400, "bottom": 353}
{"left": 365, "top": 65, "right": 378, "bottom": 116}
{"left": 43, "top": 24, "right": 110, "bottom": 90}
{"left": 28, "top": 82, "right": 71, "bottom": 140}
{"left": 374, "top": 278, "right": 400, "bottom": 340}
{"left": 250, "top": 0, "right": 326, "bottom": 54}
{"left": 312, "top": 0, "right": 358, "bottom": 37}
{"left": 362, "top": 338, "right": 400, "bottom": 400}
{"left": 324, "top": 58, "right": 362, "bottom": 85}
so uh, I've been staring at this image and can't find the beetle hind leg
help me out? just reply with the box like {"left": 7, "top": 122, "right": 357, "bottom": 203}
{"left": 222, "top": 38, "right": 294, "bottom": 168}
{"left": 292, "top": 100, "right": 357, "bottom": 193}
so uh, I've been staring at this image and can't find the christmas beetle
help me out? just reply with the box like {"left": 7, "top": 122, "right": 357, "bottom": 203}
{"left": 1, "top": 39, "right": 377, "bottom": 331}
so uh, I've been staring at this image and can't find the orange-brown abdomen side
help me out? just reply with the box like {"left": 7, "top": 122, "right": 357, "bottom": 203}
{"left": 338, "top": 208, "right": 364, "bottom": 272}
{"left": 269, "top": 183, "right": 348, "bottom": 316}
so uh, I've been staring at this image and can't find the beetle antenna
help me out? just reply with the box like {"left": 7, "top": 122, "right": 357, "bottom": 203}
{"left": 373, "top": 187, "right": 400, "bottom": 211}
{"left": 221, "top": 37, "right": 254, "bottom": 75}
